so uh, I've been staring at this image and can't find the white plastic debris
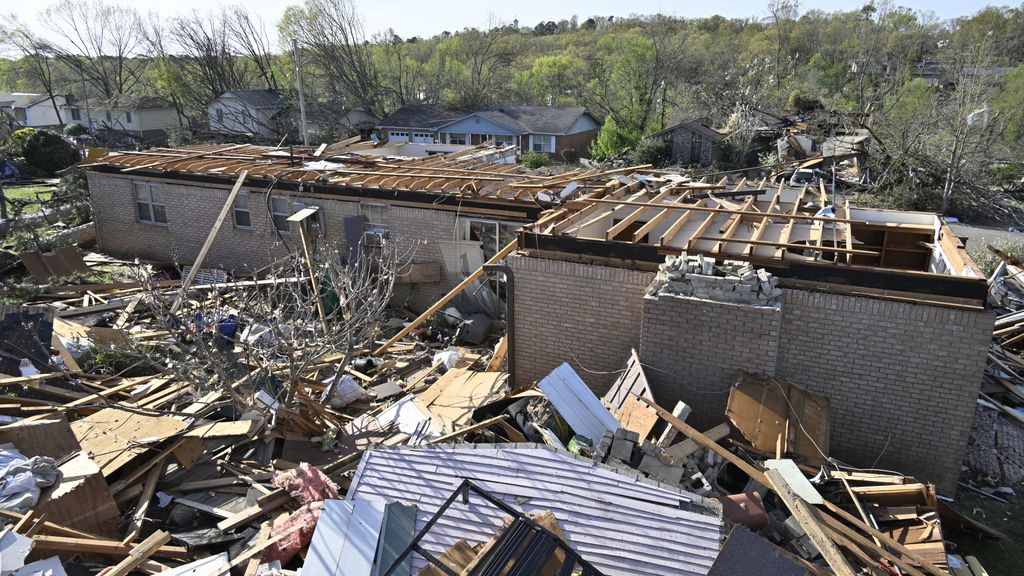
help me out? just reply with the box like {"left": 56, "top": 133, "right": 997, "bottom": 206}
{"left": 17, "top": 360, "right": 38, "bottom": 377}
{"left": 323, "top": 374, "right": 364, "bottom": 408}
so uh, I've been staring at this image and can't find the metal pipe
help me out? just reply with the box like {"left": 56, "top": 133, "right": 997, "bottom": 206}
{"left": 483, "top": 264, "right": 514, "bottom": 384}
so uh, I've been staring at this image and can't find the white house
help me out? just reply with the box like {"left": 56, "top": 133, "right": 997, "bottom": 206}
{"left": 64, "top": 96, "right": 181, "bottom": 143}
{"left": 207, "top": 90, "right": 287, "bottom": 138}
{"left": 0, "top": 93, "right": 68, "bottom": 129}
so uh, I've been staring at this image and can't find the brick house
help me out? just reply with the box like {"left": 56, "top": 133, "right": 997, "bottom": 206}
{"left": 506, "top": 177, "right": 992, "bottom": 493}
{"left": 84, "top": 144, "right": 543, "bottom": 311}
{"left": 652, "top": 117, "right": 728, "bottom": 167}
{"left": 376, "top": 104, "right": 600, "bottom": 161}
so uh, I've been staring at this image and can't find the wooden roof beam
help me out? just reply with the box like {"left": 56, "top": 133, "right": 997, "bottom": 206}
{"left": 550, "top": 182, "right": 636, "bottom": 234}
{"left": 775, "top": 185, "right": 808, "bottom": 259}
{"left": 683, "top": 208, "right": 723, "bottom": 252}
{"left": 570, "top": 188, "right": 651, "bottom": 236}
{"left": 657, "top": 199, "right": 705, "bottom": 247}
{"left": 605, "top": 188, "right": 675, "bottom": 241}
{"left": 711, "top": 194, "right": 759, "bottom": 254}
{"left": 632, "top": 193, "right": 694, "bottom": 244}
{"left": 744, "top": 183, "right": 783, "bottom": 257}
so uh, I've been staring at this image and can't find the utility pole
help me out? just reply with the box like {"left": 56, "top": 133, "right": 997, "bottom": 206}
{"left": 292, "top": 38, "right": 309, "bottom": 147}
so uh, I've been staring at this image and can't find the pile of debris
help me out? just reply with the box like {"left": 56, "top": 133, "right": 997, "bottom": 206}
{"left": 648, "top": 253, "right": 782, "bottom": 306}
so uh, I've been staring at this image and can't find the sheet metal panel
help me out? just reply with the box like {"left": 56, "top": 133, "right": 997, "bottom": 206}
{"left": 347, "top": 444, "right": 723, "bottom": 576}
{"left": 537, "top": 363, "right": 621, "bottom": 442}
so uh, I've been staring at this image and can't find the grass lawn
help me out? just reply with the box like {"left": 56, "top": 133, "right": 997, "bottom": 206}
{"left": 948, "top": 491, "right": 1024, "bottom": 574}
{"left": 1, "top": 185, "right": 55, "bottom": 215}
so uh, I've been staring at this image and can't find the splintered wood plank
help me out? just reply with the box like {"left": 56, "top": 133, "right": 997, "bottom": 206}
{"left": 71, "top": 408, "right": 188, "bottom": 477}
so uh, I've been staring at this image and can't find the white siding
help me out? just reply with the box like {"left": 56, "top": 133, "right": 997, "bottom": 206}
{"left": 567, "top": 113, "right": 600, "bottom": 134}
{"left": 349, "top": 444, "right": 723, "bottom": 576}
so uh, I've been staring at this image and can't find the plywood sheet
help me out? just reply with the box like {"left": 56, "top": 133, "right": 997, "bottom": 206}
{"left": 415, "top": 368, "right": 507, "bottom": 434}
{"left": 617, "top": 396, "right": 659, "bottom": 440}
{"left": 0, "top": 415, "right": 80, "bottom": 460}
{"left": 726, "top": 371, "right": 829, "bottom": 465}
{"left": 71, "top": 408, "right": 188, "bottom": 476}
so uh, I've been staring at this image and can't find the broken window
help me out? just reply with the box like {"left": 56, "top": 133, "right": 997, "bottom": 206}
{"left": 133, "top": 181, "right": 167, "bottom": 225}
{"left": 233, "top": 191, "right": 251, "bottom": 229}
{"left": 270, "top": 196, "right": 290, "bottom": 232}
{"left": 460, "top": 218, "right": 519, "bottom": 261}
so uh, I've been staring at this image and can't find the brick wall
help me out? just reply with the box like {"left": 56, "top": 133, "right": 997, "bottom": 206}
{"left": 638, "top": 294, "right": 783, "bottom": 431}
{"left": 555, "top": 129, "right": 599, "bottom": 160}
{"left": 88, "top": 172, "right": 462, "bottom": 310}
{"left": 773, "top": 289, "right": 994, "bottom": 492}
{"left": 507, "top": 254, "right": 655, "bottom": 394}
{"left": 508, "top": 253, "right": 993, "bottom": 492}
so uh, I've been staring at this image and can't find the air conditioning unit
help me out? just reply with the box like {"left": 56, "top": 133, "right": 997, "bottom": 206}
{"left": 361, "top": 229, "right": 387, "bottom": 248}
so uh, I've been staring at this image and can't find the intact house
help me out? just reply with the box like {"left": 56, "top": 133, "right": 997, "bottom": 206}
{"left": 84, "top": 144, "right": 545, "bottom": 312}
{"left": 208, "top": 90, "right": 287, "bottom": 138}
{"left": 63, "top": 96, "right": 181, "bottom": 145}
{"left": 376, "top": 104, "right": 600, "bottom": 160}
{"left": 0, "top": 93, "right": 68, "bottom": 129}
{"left": 507, "top": 176, "right": 992, "bottom": 494}
{"left": 651, "top": 118, "right": 728, "bottom": 167}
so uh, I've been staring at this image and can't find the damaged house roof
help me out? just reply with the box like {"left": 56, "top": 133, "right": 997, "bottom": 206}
{"left": 524, "top": 175, "right": 987, "bottom": 308}
{"left": 346, "top": 443, "right": 724, "bottom": 576}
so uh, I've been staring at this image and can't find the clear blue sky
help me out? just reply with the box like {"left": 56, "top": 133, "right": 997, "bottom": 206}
{"left": 0, "top": 0, "right": 997, "bottom": 47}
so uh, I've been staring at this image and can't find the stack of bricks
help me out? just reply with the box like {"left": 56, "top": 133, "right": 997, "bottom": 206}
{"left": 648, "top": 253, "right": 782, "bottom": 307}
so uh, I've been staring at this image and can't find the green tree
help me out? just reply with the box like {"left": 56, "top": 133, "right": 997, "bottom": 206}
{"left": 589, "top": 116, "right": 635, "bottom": 160}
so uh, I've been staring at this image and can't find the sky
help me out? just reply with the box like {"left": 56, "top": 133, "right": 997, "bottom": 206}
{"left": 0, "top": 0, "right": 998, "bottom": 47}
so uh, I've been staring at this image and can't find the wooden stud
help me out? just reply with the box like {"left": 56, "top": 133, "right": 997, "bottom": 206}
{"left": 170, "top": 170, "right": 248, "bottom": 315}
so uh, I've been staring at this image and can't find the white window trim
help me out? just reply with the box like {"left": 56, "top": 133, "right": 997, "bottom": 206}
{"left": 133, "top": 181, "right": 167, "bottom": 226}
{"left": 529, "top": 134, "right": 555, "bottom": 153}
{"left": 233, "top": 190, "right": 252, "bottom": 229}
{"left": 270, "top": 195, "right": 291, "bottom": 233}
{"left": 360, "top": 202, "right": 389, "bottom": 232}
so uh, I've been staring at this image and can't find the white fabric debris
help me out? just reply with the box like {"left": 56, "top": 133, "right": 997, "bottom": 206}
{"left": 323, "top": 374, "right": 364, "bottom": 408}
{"left": 0, "top": 444, "right": 59, "bottom": 513}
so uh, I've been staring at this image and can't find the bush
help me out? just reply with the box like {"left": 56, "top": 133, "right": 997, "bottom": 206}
{"left": 63, "top": 123, "right": 88, "bottom": 137}
{"left": 21, "top": 130, "right": 80, "bottom": 175}
{"left": 5, "top": 127, "right": 36, "bottom": 157}
{"left": 589, "top": 116, "right": 637, "bottom": 161}
{"left": 522, "top": 150, "right": 552, "bottom": 169}
{"left": 167, "top": 126, "right": 194, "bottom": 147}
{"left": 970, "top": 238, "right": 1024, "bottom": 277}
{"left": 630, "top": 137, "right": 671, "bottom": 167}
{"left": 786, "top": 90, "right": 823, "bottom": 113}
{"left": 561, "top": 148, "right": 580, "bottom": 164}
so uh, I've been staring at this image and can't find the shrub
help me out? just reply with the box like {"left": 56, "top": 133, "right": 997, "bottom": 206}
{"left": 589, "top": 116, "right": 636, "bottom": 161}
{"left": 5, "top": 127, "right": 36, "bottom": 157}
{"left": 21, "top": 130, "right": 80, "bottom": 175}
{"left": 970, "top": 238, "right": 1024, "bottom": 277}
{"left": 522, "top": 150, "right": 552, "bottom": 169}
{"left": 167, "top": 126, "right": 194, "bottom": 147}
{"left": 786, "top": 90, "right": 823, "bottom": 113}
{"left": 630, "top": 137, "right": 671, "bottom": 167}
{"left": 561, "top": 148, "right": 580, "bottom": 164}
{"left": 63, "top": 123, "right": 88, "bottom": 137}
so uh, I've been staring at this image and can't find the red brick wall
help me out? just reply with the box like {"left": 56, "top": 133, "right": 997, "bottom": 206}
{"left": 555, "top": 129, "right": 599, "bottom": 160}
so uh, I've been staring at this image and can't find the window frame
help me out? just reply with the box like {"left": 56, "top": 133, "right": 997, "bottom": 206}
{"left": 360, "top": 202, "right": 389, "bottom": 233}
{"left": 270, "top": 195, "right": 291, "bottom": 233}
{"left": 70, "top": 108, "right": 81, "bottom": 121}
{"left": 232, "top": 190, "right": 252, "bottom": 229}
{"left": 125, "top": 110, "right": 132, "bottom": 124}
{"left": 446, "top": 133, "right": 467, "bottom": 145}
{"left": 529, "top": 135, "right": 555, "bottom": 153}
{"left": 132, "top": 181, "right": 168, "bottom": 226}
{"left": 291, "top": 201, "right": 325, "bottom": 237}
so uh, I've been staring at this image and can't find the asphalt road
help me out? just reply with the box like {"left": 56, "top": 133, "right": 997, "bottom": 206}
{"left": 950, "top": 222, "right": 1024, "bottom": 249}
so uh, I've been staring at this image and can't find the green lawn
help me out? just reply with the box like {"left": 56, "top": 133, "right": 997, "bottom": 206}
{"left": 1, "top": 185, "right": 55, "bottom": 215}
{"left": 948, "top": 491, "right": 1024, "bottom": 574}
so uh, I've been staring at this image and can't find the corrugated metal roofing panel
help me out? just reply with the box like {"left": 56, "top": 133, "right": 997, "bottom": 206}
{"left": 538, "top": 363, "right": 621, "bottom": 442}
{"left": 347, "top": 444, "right": 723, "bottom": 576}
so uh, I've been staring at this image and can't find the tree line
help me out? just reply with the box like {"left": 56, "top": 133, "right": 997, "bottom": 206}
{"left": 4, "top": 1, "right": 1024, "bottom": 217}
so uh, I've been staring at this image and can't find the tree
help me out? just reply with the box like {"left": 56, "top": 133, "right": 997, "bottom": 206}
{"left": 280, "top": 0, "right": 383, "bottom": 117}
{"left": 436, "top": 27, "right": 519, "bottom": 109}
{"left": 0, "top": 16, "right": 65, "bottom": 125}
{"left": 589, "top": 116, "right": 634, "bottom": 160}
{"left": 41, "top": 0, "right": 148, "bottom": 101}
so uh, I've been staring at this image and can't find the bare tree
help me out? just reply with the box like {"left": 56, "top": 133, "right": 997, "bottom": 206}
{"left": 101, "top": 234, "right": 416, "bottom": 413}
{"left": 281, "top": 0, "right": 383, "bottom": 117}
{"left": 441, "top": 26, "right": 520, "bottom": 109}
{"left": 41, "top": 0, "right": 148, "bottom": 101}
{"left": 0, "top": 16, "right": 65, "bottom": 125}
{"left": 225, "top": 6, "right": 278, "bottom": 91}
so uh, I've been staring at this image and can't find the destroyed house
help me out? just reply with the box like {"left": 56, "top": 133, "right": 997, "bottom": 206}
{"left": 507, "top": 177, "right": 993, "bottom": 492}
{"left": 84, "top": 144, "right": 571, "bottom": 310}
